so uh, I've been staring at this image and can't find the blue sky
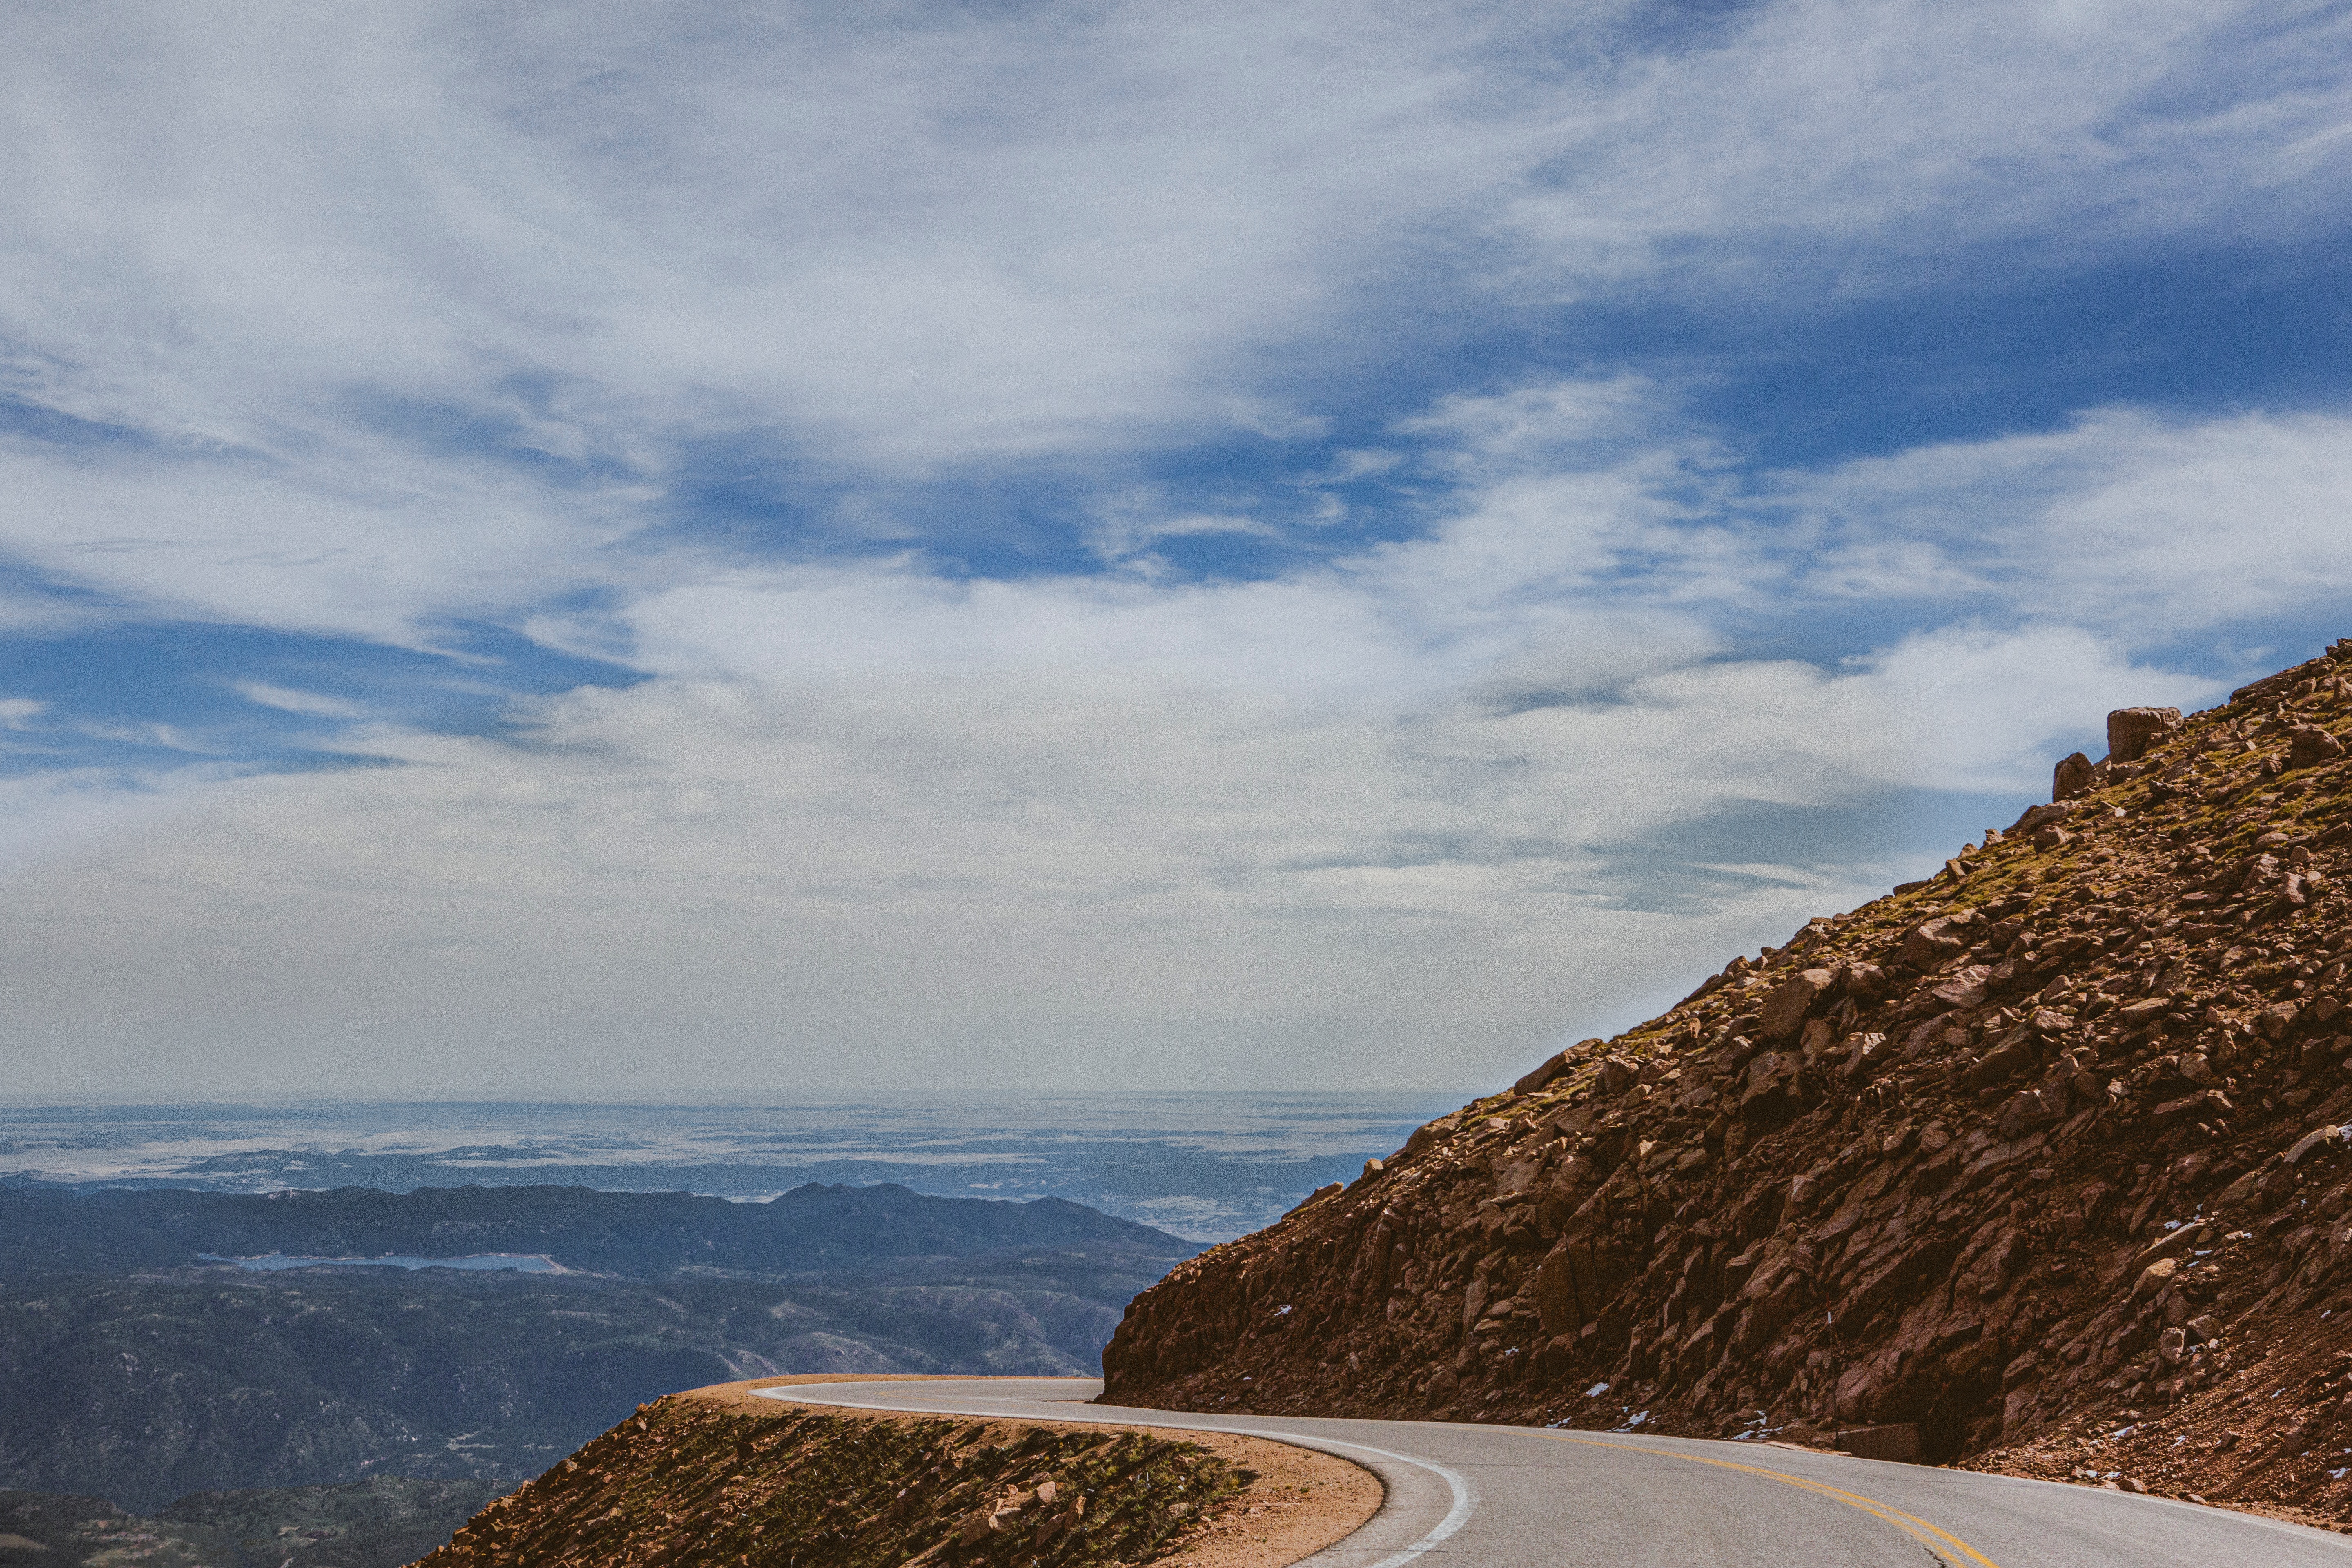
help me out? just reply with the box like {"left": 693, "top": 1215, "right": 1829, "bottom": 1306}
{"left": 3, "top": 0, "right": 2350, "bottom": 1094}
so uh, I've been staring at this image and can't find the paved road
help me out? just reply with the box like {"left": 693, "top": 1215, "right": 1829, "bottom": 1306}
{"left": 758, "top": 1377, "right": 2352, "bottom": 1566}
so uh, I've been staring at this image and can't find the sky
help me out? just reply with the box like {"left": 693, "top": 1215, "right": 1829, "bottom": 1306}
{"left": 2, "top": 0, "right": 2350, "bottom": 1096}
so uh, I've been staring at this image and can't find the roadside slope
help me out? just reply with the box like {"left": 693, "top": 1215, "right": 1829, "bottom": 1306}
{"left": 1105, "top": 640, "right": 2352, "bottom": 1523}
{"left": 408, "top": 1377, "right": 1376, "bottom": 1568}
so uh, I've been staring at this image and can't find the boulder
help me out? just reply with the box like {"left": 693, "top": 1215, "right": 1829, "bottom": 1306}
{"left": 1840, "top": 962, "right": 1891, "bottom": 1000}
{"left": 2133, "top": 1256, "right": 2181, "bottom": 1300}
{"left": 1597, "top": 1056, "right": 1639, "bottom": 1096}
{"left": 1402, "top": 1120, "right": 1452, "bottom": 1157}
{"left": 2135, "top": 1223, "right": 2206, "bottom": 1270}
{"left": 2053, "top": 751, "right": 2095, "bottom": 801}
{"left": 2107, "top": 707, "right": 2183, "bottom": 764}
{"left": 1995, "top": 1086, "right": 2066, "bottom": 1141}
{"left": 1898, "top": 916, "right": 1969, "bottom": 971}
{"left": 1738, "top": 1051, "right": 1805, "bottom": 1127}
{"left": 2284, "top": 1124, "right": 2347, "bottom": 1167}
{"left": 2148, "top": 1089, "right": 2229, "bottom": 1131}
{"left": 2290, "top": 724, "right": 2345, "bottom": 769}
{"left": 1931, "top": 964, "right": 1993, "bottom": 1008}
{"left": 1513, "top": 1051, "right": 1571, "bottom": 1096}
{"left": 2009, "top": 802, "right": 2076, "bottom": 835}
{"left": 1285, "top": 1182, "right": 1343, "bottom": 1216}
{"left": 1963, "top": 1030, "right": 2039, "bottom": 1092}
{"left": 1843, "top": 1032, "right": 1889, "bottom": 1082}
{"left": 1800, "top": 1016, "right": 1840, "bottom": 1058}
{"left": 1758, "top": 969, "right": 1836, "bottom": 1041}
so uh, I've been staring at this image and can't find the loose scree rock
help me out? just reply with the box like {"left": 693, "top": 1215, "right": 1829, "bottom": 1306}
{"left": 1104, "top": 639, "right": 2352, "bottom": 1523}
{"left": 412, "top": 1385, "right": 1262, "bottom": 1568}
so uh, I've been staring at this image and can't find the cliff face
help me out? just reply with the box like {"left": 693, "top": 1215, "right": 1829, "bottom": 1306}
{"left": 1106, "top": 640, "right": 2352, "bottom": 1518}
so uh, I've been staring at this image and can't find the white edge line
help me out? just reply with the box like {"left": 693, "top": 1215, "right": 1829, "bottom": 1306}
{"left": 753, "top": 1384, "right": 1476, "bottom": 1568}
{"left": 1282, "top": 1434, "right": 1473, "bottom": 1568}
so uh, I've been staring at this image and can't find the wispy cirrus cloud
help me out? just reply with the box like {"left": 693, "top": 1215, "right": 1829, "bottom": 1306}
{"left": 0, "top": 385, "right": 2294, "bottom": 1093}
{"left": 0, "top": 1, "right": 2347, "bottom": 1090}
{"left": 2, "top": 1, "right": 2342, "bottom": 492}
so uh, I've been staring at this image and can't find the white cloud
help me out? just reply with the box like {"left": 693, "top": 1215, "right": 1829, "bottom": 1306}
{"left": 1772, "top": 407, "right": 2352, "bottom": 630}
{"left": 0, "top": 760, "right": 252, "bottom": 880}
{"left": 233, "top": 683, "right": 365, "bottom": 719}
{"left": 1493, "top": 0, "right": 2352, "bottom": 283}
{"left": 5, "top": 390, "right": 2294, "bottom": 1094}
{"left": 0, "top": 615, "right": 2195, "bottom": 1094}
{"left": 0, "top": 2, "right": 2335, "bottom": 667}
{"left": 0, "top": 666, "right": 1893, "bottom": 1094}
{"left": 0, "top": 434, "right": 655, "bottom": 644}
{"left": 0, "top": 0, "right": 2339, "bottom": 525}
{"left": 0, "top": 698, "right": 43, "bottom": 729}
{"left": 1083, "top": 493, "right": 1279, "bottom": 564}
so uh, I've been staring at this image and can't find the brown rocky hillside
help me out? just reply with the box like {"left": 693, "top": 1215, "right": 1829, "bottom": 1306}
{"left": 407, "top": 1378, "right": 1375, "bottom": 1568}
{"left": 1104, "top": 638, "right": 2352, "bottom": 1524}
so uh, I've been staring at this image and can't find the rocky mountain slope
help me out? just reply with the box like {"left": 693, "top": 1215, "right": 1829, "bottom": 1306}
{"left": 409, "top": 1379, "right": 1376, "bottom": 1568}
{"left": 1105, "top": 639, "right": 2352, "bottom": 1523}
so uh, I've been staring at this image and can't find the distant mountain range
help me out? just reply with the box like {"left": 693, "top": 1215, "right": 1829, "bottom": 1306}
{"left": 0, "top": 1181, "right": 1196, "bottom": 1514}
{"left": 0, "top": 1178, "right": 1183, "bottom": 1277}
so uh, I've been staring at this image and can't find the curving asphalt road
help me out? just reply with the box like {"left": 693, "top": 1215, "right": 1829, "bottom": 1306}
{"left": 757, "top": 1377, "right": 2352, "bottom": 1566}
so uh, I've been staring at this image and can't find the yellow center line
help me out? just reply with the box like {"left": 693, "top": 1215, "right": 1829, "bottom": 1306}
{"left": 1533, "top": 1431, "right": 2004, "bottom": 1568}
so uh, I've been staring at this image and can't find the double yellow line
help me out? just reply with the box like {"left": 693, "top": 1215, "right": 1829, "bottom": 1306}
{"left": 1535, "top": 1431, "right": 2002, "bottom": 1568}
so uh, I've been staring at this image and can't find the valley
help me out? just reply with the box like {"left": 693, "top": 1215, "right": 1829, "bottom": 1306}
{"left": 0, "top": 1182, "right": 1194, "bottom": 1532}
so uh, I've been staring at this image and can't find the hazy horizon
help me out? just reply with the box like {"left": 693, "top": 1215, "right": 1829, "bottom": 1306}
{"left": 0, "top": 1090, "right": 1461, "bottom": 1241}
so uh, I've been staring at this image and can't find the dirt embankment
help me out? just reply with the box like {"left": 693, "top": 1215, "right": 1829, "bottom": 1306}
{"left": 408, "top": 1377, "right": 1376, "bottom": 1568}
{"left": 1105, "top": 640, "right": 2352, "bottom": 1528}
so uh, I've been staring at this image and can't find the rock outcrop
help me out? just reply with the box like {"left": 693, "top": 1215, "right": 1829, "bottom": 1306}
{"left": 1105, "top": 639, "right": 2352, "bottom": 1526}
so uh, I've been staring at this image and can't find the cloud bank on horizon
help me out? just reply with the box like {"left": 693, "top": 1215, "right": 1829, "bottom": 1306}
{"left": 2, "top": 0, "right": 2349, "bottom": 1094}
